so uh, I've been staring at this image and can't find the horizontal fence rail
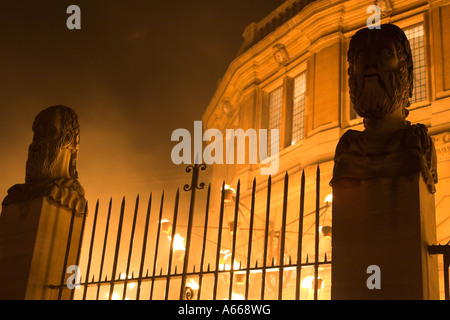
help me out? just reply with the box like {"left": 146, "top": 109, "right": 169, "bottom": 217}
{"left": 51, "top": 164, "right": 333, "bottom": 300}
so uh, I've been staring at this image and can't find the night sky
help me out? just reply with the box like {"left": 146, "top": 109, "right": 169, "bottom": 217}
{"left": 0, "top": 0, "right": 284, "bottom": 204}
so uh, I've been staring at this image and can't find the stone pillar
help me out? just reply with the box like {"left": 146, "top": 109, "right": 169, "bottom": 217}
{"left": 0, "top": 105, "right": 86, "bottom": 300}
{"left": 331, "top": 173, "right": 439, "bottom": 299}
{"left": 331, "top": 23, "right": 440, "bottom": 300}
{"left": 0, "top": 197, "right": 84, "bottom": 300}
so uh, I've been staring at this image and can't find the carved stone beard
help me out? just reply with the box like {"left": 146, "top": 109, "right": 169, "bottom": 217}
{"left": 25, "top": 138, "right": 62, "bottom": 183}
{"left": 350, "top": 65, "right": 410, "bottom": 119}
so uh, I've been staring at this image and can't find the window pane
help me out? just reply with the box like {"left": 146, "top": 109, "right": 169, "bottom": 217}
{"left": 268, "top": 86, "right": 283, "bottom": 155}
{"left": 404, "top": 24, "right": 426, "bottom": 104}
{"left": 292, "top": 72, "right": 306, "bottom": 144}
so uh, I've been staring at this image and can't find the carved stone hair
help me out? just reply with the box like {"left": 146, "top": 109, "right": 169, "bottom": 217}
{"left": 347, "top": 24, "right": 414, "bottom": 101}
{"left": 33, "top": 105, "right": 80, "bottom": 179}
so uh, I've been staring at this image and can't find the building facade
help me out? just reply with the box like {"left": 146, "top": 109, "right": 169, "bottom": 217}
{"left": 202, "top": 0, "right": 450, "bottom": 299}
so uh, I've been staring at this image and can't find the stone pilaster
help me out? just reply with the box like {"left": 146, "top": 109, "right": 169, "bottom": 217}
{"left": 0, "top": 196, "right": 84, "bottom": 300}
{"left": 331, "top": 172, "right": 439, "bottom": 299}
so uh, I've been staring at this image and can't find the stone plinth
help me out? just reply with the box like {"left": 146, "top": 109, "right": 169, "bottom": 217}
{"left": 0, "top": 197, "right": 84, "bottom": 300}
{"left": 331, "top": 172, "right": 439, "bottom": 300}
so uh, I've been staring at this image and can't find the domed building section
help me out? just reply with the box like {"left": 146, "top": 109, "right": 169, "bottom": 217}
{"left": 202, "top": 0, "right": 450, "bottom": 300}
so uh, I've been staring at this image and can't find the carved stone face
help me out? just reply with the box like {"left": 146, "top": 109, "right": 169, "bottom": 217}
{"left": 25, "top": 106, "right": 78, "bottom": 183}
{"left": 348, "top": 26, "right": 412, "bottom": 120}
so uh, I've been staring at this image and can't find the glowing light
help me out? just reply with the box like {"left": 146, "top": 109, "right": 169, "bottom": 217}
{"left": 222, "top": 184, "right": 236, "bottom": 203}
{"left": 250, "top": 269, "right": 262, "bottom": 274}
{"left": 186, "top": 278, "right": 199, "bottom": 290}
{"left": 319, "top": 226, "right": 332, "bottom": 240}
{"left": 119, "top": 273, "right": 137, "bottom": 290}
{"left": 301, "top": 276, "right": 324, "bottom": 290}
{"left": 283, "top": 266, "right": 297, "bottom": 271}
{"left": 106, "top": 292, "right": 120, "bottom": 300}
{"left": 219, "top": 259, "right": 241, "bottom": 271}
{"left": 168, "top": 233, "right": 186, "bottom": 261}
{"left": 171, "top": 233, "right": 186, "bottom": 252}
{"left": 224, "top": 292, "right": 245, "bottom": 300}
{"left": 219, "top": 250, "right": 231, "bottom": 267}
{"left": 324, "top": 193, "right": 333, "bottom": 204}
{"left": 219, "top": 250, "right": 240, "bottom": 270}
{"left": 160, "top": 219, "right": 172, "bottom": 234}
{"left": 301, "top": 276, "right": 314, "bottom": 289}
{"left": 222, "top": 184, "right": 236, "bottom": 193}
{"left": 231, "top": 292, "right": 245, "bottom": 300}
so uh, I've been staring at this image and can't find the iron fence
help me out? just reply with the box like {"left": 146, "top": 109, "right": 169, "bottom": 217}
{"left": 50, "top": 164, "right": 334, "bottom": 300}
{"left": 49, "top": 164, "right": 450, "bottom": 300}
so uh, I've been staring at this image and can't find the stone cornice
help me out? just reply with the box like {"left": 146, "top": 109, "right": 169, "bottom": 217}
{"left": 202, "top": 0, "right": 434, "bottom": 131}
{"left": 202, "top": 0, "right": 346, "bottom": 129}
{"left": 237, "top": 0, "right": 319, "bottom": 55}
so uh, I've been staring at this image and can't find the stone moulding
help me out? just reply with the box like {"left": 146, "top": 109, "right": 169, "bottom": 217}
{"left": 2, "top": 178, "right": 86, "bottom": 215}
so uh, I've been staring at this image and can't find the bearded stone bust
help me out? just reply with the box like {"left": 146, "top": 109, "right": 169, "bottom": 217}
{"left": 3, "top": 105, "right": 86, "bottom": 214}
{"left": 331, "top": 24, "right": 438, "bottom": 193}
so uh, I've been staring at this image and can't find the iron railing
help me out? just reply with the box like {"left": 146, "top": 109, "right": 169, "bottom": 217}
{"left": 50, "top": 164, "right": 333, "bottom": 300}
{"left": 429, "top": 242, "right": 450, "bottom": 300}
{"left": 49, "top": 164, "right": 450, "bottom": 300}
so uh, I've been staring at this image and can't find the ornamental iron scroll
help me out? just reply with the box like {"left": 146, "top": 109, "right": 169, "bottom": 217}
{"left": 183, "top": 163, "right": 207, "bottom": 192}
{"left": 181, "top": 163, "right": 207, "bottom": 299}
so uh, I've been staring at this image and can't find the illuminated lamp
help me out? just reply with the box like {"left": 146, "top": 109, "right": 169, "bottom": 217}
{"left": 301, "top": 276, "right": 324, "bottom": 291}
{"left": 219, "top": 250, "right": 231, "bottom": 270}
{"left": 160, "top": 219, "right": 172, "bottom": 234}
{"left": 223, "top": 184, "right": 236, "bottom": 203}
{"left": 319, "top": 226, "right": 332, "bottom": 240}
{"left": 170, "top": 233, "right": 186, "bottom": 261}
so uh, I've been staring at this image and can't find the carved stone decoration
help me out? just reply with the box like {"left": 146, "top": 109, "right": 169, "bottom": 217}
{"left": 331, "top": 24, "right": 439, "bottom": 300}
{"left": 332, "top": 24, "right": 438, "bottom": 193}
{"left": 221, "top": 99, "right": 233, "bottom": 118}
{"left": 2, "top": 105, "right": 86, "bottom": 214}
{"left": 433, "top": 132, "right": 450, "bottom": 162}
{"left": 376, "top": 0, "right": 392, "bottom": 17}
{"left": 332, "top": 123, "right": 438, "bottom": 192}
{"left": 272, "top": 43, "right": 290, "bottom": 67}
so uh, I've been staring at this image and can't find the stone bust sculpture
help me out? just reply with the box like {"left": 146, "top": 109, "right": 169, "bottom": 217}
{"left": 331, "top": 24, "right": 438, "bottom": 193}
{"left": 3, "top": 105, "right": 86, "bottom": 214}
